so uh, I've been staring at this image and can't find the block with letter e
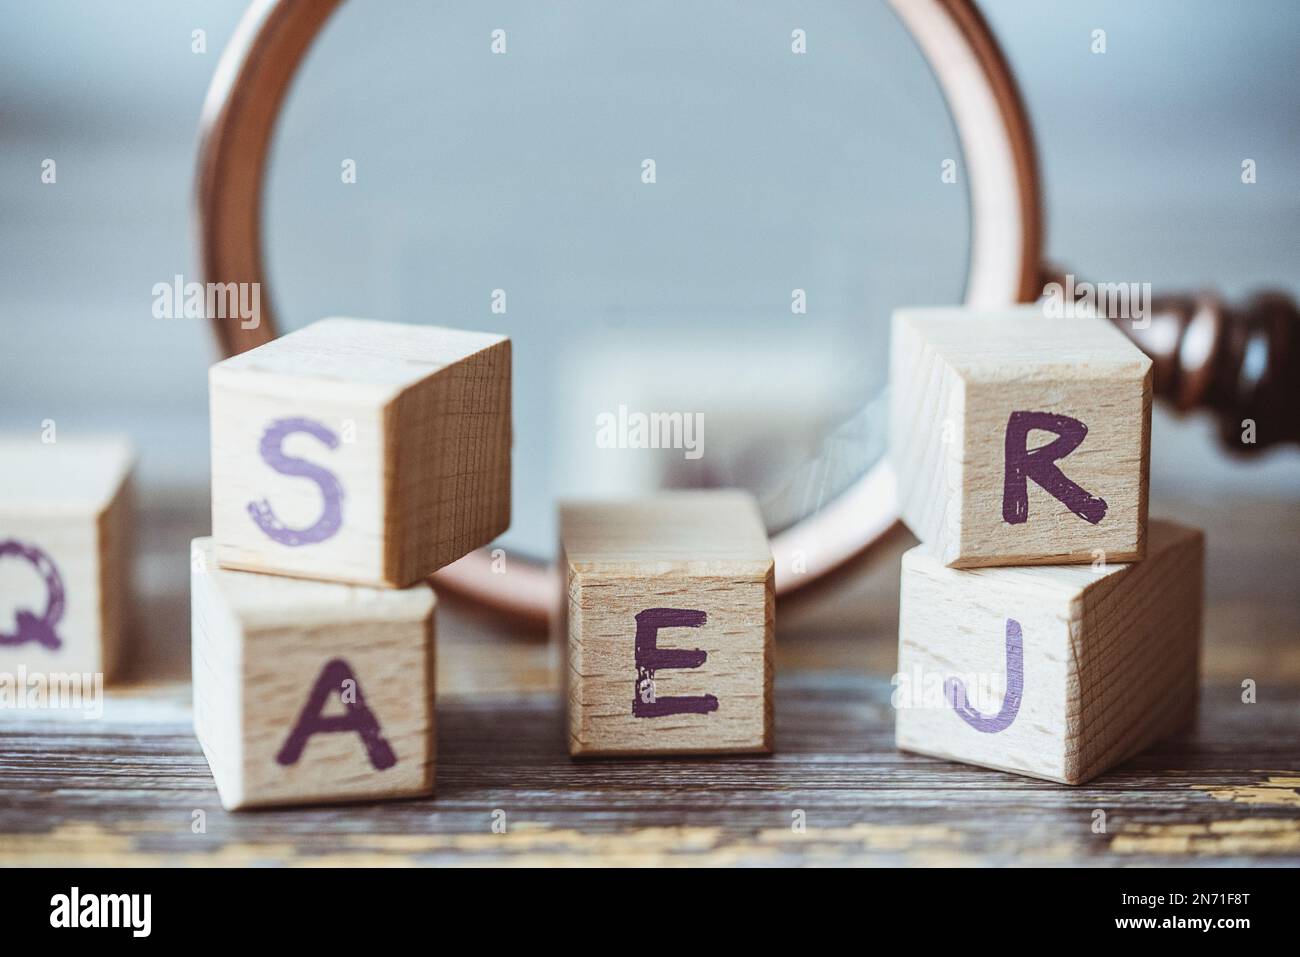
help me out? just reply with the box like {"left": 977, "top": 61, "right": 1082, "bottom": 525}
{"left": 560, "top": 491, "right": 774, "bottom": 757}
{"left": 889, "top": 305, "right": 1151, "bottom": 567}
{"left": 190, "top": 537, "right": 435, "bottom": 809}
{"left": 209, "top": 317, "right": 510, "bottom": 588}
{"left": 893, "top": 519, "right": 1203, "bottom": 784}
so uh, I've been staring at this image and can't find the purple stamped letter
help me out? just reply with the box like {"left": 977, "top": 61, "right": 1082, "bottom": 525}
{"left": 275, "top": 658, "right": 397, "bottom": 770}
{"left": 248, "top": 416, "right": 344, "bottom": 546}
{"left": 0, "top": 539, "right": 65, "bottom": 650}
{"left": 1003, "top": 411, "right": 1107, "bottom": 525}
{"left": 632, "top": 608, "right": 719, "bottom": 718}
{"left": 945, "top": 618, "right": 1024, "bottom": 733}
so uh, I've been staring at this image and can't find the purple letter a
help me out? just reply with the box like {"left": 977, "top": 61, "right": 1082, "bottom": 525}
{"left": 1003, "top": 411, "right": 1107, "bottom": 525}
{"left": 275, "top": 658, "right": 397, "bottom": 770}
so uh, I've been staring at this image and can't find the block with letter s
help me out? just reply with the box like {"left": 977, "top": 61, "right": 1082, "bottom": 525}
{"left": 209, "top": 317, "right": 511, "bottom": 587}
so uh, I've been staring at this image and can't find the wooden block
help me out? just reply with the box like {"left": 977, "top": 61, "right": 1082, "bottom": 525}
{"left": 0, "top": 437, "right": 134, "bottom": 681}
{"left": 190, "top": 537, "right": 435, "bottom": 809}
{"left": 889, "top": 305, "right": 1152, "bottom": 567}
{"left": 210, "top": 317, "right": 511, "bottom": 588}
{"left": 894, "top": 518, "right": 1203, "bottom": 784}
{"left": 560, "top": 491, "right": 774, "bottom": 757}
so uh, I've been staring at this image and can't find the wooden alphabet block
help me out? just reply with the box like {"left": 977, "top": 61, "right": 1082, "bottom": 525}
{"left": 560, "top": 491, "right": 774, "bottom": 757}
{"left": 210, "top": 317, "right": 511, "bottom": 588}
{"left": 190, "top": 537, "right": 435, "bottom": 809}
{"left": 0, "top": 437, "right": 134, "bottom": 680}
{"left": 889, "top": 306, "right": 1152, "bottom": 567}
{"left": 894, "top": 518, "right": 1203, "bottom": 784}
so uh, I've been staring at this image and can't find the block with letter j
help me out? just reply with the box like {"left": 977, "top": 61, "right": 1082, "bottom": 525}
{"left": 889, "top": 305, "right": 1151, "bottom": 567}
{"left": 560, "top": 491, "right": 774, "bottom": 756}
{"left": 893, "top": 519, "right": 1203, "bottom": 784}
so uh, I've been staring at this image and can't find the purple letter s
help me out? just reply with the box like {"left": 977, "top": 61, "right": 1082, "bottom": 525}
{"left": 248, "top": 417, "right": 344, "bottom": 546}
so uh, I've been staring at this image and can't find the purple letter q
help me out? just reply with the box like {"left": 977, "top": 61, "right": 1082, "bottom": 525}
{"left": 248, "top": 416, "right": 344, "bottom": 546}
{"left": 0, "top": 539, "right": 65, "bottom": 650}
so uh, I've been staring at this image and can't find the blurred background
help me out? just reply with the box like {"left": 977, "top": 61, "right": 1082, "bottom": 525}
{"left": 2, "top": 0, "right": 1297, "bottom": 608}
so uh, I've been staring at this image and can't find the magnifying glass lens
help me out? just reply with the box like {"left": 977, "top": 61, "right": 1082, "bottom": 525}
{"left": 265, "top": 0, "right": 971, "bottom": 563}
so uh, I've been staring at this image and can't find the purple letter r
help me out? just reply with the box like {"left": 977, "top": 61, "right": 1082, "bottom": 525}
{"left": 1003, "top": 411, "right": 1107, "bottom": 525}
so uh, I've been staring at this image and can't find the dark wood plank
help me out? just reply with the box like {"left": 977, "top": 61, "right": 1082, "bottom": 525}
{"left": 1, "top": 675, "right": 1295, "bottom": 866}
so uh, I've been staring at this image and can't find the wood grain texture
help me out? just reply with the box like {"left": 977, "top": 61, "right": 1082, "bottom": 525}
{"left": 210, "top": 317, "right": 510, "bottom": 588}
{"left": 896, "top": 518, "right": 1203, "bottom": 784}
{"left": 889, "top": 306, "right": 1151, "bottom": 567}
{"left": 561, "top": 492, "right": 774, "bottom": 756}
{"left": 0, "top": 437, "right": 135, "bottom": 681}
{"left": 191, "top": 538, "right": 435, "bottom": 810}
{"left": 0, "top": 676, "right": 1295, "bottom": 866}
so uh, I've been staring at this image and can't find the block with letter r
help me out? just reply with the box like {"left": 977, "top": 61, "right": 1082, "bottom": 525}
{"left": 559, "top": 492, "right": 774, "bottom": 756}
{"left": 889, "top": 305, "right": 1151, "bottom": 568}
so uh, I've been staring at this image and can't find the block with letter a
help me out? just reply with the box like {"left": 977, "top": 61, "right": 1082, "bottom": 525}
{"left": 893, "top": 519, "right": 1203, "bottom": 784}
{"left": 209, "top": 317, "right": 510, "bottom": 588}
{"left": 889, "top": 305, "right": 1151, "bottom": 567}
{"left": 190, "top": 537, "right": 435, "bottom": 809}
{"left": 559, "top": 491, "right": 774, "bottom": 756}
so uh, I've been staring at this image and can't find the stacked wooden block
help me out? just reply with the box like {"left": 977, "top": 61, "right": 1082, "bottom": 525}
{"left": 192, "top": 318, "right": 511, "bottom": 809}
{"left": 888, "top": 306, "right": 1204, "bottom": 784}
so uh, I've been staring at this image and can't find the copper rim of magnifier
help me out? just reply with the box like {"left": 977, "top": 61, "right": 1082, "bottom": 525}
{"left": 195, "top": 0, "right": 1042, "bottom": 623}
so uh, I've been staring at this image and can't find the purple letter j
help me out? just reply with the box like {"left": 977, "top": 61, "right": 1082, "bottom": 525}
{"left": 632, "top": 608, "right": 719, "bottom": 718}
{"left": 946, "top": 618, "right": 1024, "bottom": 734}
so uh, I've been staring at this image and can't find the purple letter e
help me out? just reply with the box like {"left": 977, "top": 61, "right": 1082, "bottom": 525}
{"left": 632, "top": 608, "right": 719, "bottom": 718}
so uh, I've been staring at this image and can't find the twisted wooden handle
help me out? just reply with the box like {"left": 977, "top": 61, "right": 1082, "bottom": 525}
{"left": 1122, "top": 291, "right": 1300, "bottom": 451}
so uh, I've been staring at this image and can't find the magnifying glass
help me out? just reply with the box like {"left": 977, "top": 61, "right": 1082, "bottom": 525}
{"left": 196, "top": 0, "right": 1296, "bottom": 622}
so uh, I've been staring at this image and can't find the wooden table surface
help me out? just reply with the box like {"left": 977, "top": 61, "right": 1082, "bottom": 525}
{"left": 1, "top": 491, "right": 1297, "bottom": 866}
